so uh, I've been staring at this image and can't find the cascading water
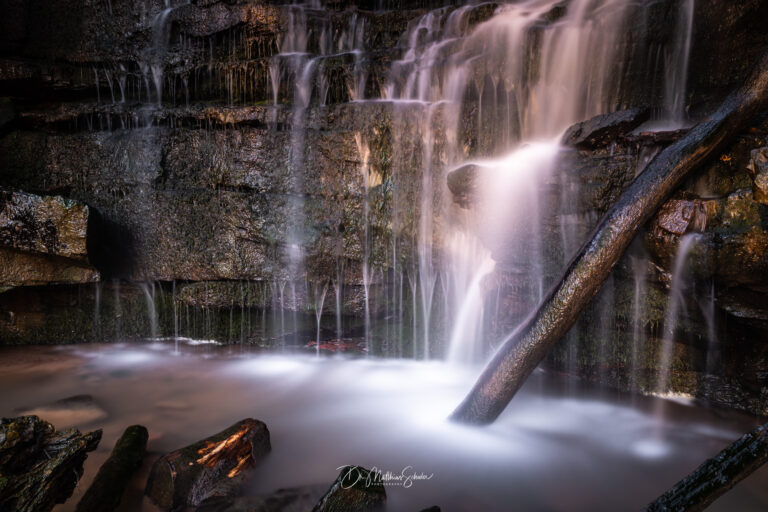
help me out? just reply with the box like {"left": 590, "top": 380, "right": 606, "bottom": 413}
{"left": 664, "top": 0, "right": 696, "bottom": 125}
{"left": 631, "top": 253, "right": 649, "bottom": 392}
{"left": 354, "top": 132, "right": 374, "bottom": 352}
{"left": 656, "top": 233, "right": 700, "bottom": 396}
{"left": 271, "top": 5, "right": 317, "bottom": 295}
{"left": 702, "top": 282, "right": 719, "bottom": 374}
{"left": 76, "top": 0, "right": 696, "bottom": 359}
{"left": 381, "top": 0, "right": 697, "bottom": 364}
{"left": 312, "top": 280, "right": 329, "bottom": 356}
{"left": 267, "top": 4, "right": 370, "bottom": 350}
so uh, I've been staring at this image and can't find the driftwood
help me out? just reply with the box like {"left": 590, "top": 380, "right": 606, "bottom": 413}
{"left": 75, "top": 425, "right": 148, "bottom": 512}
{"left": 145, "top": 418, "right": 271, "bottom": 511}
{"left": 452, "top": 47, "right": 768, "bottom": 424}
{"left": 0, "top": 415, "right": 102, "bottom": 512}
{"left": 647, "top": 422, "right": 768, "bottom": 511}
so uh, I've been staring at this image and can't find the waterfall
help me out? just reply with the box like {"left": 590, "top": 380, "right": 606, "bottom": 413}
{"left": 146, "top": 2, "right": 175, "bottom": 105}
{"left": 355, "top": 133, "right": 374, "bottom": 353}
{"left": 383, "top": 0, "right": 666, "bottom": 363}
{"left": 266, "top": 3, "right": 369, "bottom": 345}
{"left": 93, "top": 281, "right": 102, "bottom": 340}
{"left": 78, "top": 0, "right": 695, "bottom": 358}
{"left": 631, "top": 254, "right": 648, "bottom": 392}
{"left": 334, "top": 260, "right": 344, "bottom": 342}
{"left": 313, "top": 281, "right": 329, "bottom": 356}
{"left": 664, "top": 0, "right": 696, "bottom": 125}
{"left": 113, "top": 279, "right": 122, "bottom": 340}
{"left": 656, "top": 233, "right": 700, "bottom": 395}
{"left": 702, "top": 281, "right": 719, "bottom": 375}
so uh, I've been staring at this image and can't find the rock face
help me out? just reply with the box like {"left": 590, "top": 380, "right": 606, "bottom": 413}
{"left": 0, "top": 189, "right": 98, "bottom": 287}
{"left": 0, "top": 189, "right": 89, "bottom": 259}
{"left": 145, "top": 418, "right": 271, "bottom": 511}
{"left": 0, "top": 416, "right": 102, "bottom": 512}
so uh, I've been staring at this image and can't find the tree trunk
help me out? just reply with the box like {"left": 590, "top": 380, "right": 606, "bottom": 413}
{"left": 451, "top": 47, "right": 768, "bottom": 424}
{"left": 646, "top": 422, "right": 768, "bottom": 511}
{"left": 75, "top": 425, "right": 148, "bottom": 512}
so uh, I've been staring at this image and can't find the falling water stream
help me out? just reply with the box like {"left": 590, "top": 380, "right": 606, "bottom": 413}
{"left": 657, "top": 234, "right": 700, "bottom": 397}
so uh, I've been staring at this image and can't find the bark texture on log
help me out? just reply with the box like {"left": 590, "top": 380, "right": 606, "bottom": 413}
{"left": 646, "top": 422, "right": 768, "bottom": 512}
{"left": 452, "top": 47, "right": 768, "bottom": 424}
{"left": 145, "top": 418, "right": 270, "bottom": 511}
{"left": 0, "top": 415, "right": 102, "bottom": 512}
{"left": 75, "top": 425, "right": 148, "bottom": 512}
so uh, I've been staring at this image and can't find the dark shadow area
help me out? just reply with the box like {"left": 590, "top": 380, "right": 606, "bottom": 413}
{"left": 86, "top": 207, "right": 137, "bottom": 280}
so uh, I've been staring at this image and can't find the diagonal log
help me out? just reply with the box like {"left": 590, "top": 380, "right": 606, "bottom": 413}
{"left": 646, "top": 422, "right": 768, "bottom": 512}
{"left": 451, "top": 48, "right": 768, "bottom": 424}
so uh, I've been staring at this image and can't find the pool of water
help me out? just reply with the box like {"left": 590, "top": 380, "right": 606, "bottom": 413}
{"left": 1, "top": 341, "right": 766, "bottom": 511}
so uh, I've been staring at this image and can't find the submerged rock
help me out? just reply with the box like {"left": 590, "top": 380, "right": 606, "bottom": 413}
{"left": 0, "top": 415, "right": 102, "bottom": 512}
{"left": 17, "top": 394, "right": 107, "bottom": 429}
{"left": 561, "top": 108, "right": 650, "bottom": 149}
{"left": 312, "top": 465, "right": 386, "bottom": 512}
{"left": 145, "top": 418, "right": 271, "bottom": 511}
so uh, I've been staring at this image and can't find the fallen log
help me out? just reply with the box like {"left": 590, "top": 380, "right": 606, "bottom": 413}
{"left": 0, "top": 415, "right": 102, "bottom": 512}
{"left": 145, "top": 418, "right": 271, "bottom": 511}
{"left": 646, "top": 422, "right": 768, "bottom": 511}
{"left": 75, "top": 425, "right": 148, "bottom": 512}
{"left": 451, "top": 47, "right": 768, "bottom": 424}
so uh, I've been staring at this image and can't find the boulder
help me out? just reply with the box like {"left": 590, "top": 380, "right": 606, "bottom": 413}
{"left": 652, "top": 199, "right": 707, "bottom": 236}
{"left": 561, "top": 108, "right": 650, "bottom": 149}
{"left": 17, "top": 394, "right": 107, "bottom": 429}
{"left": 0, "top": 415, "right": 102, "bottom": 512}
{"left": 312, "top": 466, "right": 386, "bottom": 512}
{"left": 145, "top": 418, "right": 271, "bottom": 511}
{"left": 446, "top": 164, "right": 481, "bottom": 208}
